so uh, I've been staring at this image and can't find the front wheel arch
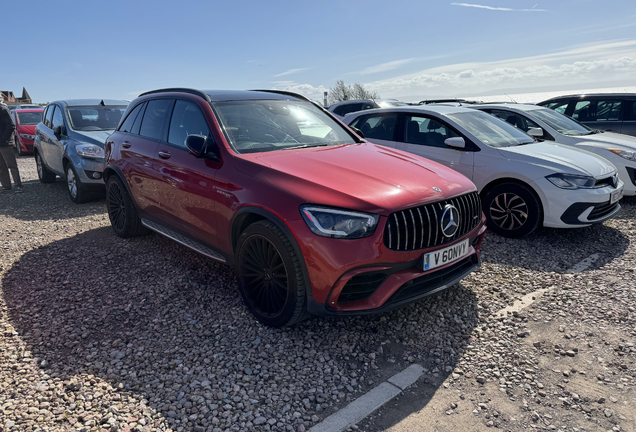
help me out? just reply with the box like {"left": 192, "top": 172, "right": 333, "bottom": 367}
{"left": 231, "top": 207, "right": 314, "bottom": 306}
{"left": 480, "top": 179, "right": 544, "bottom": 237}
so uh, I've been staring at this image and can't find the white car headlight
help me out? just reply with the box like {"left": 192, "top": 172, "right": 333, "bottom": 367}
{"left": 300, "top": 205, "right": 379, "bottom": 239}
{"left": 609, "top": 149, "right": 636, "bottom": 161}
{"left": 76, "top": 144, "right": 105, "bottom": 158}
{"left": 545, "top": 173, "right": 596, "bottom": 189}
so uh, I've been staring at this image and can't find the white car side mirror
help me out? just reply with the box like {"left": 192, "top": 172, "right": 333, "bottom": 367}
{"left": 445, "top": 137, "right": 465, "bottom": 149}
{"left": 527, "top": 127, "right": 543, "bottom": 137}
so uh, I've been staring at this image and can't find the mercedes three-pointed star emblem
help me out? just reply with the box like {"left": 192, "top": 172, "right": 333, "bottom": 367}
{"left": 441, "top": 204, "right": 460, "bottom": 237}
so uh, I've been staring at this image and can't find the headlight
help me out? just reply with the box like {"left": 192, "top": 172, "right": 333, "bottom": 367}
{"left": 19, "top": 133, "right": 35, "bottom": 140}
{"left": 76, "top": 144, "right": 104, "bottom": 158}
{"left": 609, "top": 149, "right": 636, "bottom": 161}
{"left": 545, "top": 173, "right": 596, "bottom": 189}
{"left": 300, "top": 205, "right": 379, "bottom": 239}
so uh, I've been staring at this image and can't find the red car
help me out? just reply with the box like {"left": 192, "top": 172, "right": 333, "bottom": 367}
{"left": 104, "top": 89, "right": 486, "bottom": 327}
{"left": 12, "top": 108, "right": 44, "bottom": 155}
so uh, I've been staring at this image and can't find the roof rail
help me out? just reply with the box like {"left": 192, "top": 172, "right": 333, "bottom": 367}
{"left": 250, "top": 89, "right": 310, "bottom": 102}
{"left": 139, "top": 88, "right": 212, "bottom": 102}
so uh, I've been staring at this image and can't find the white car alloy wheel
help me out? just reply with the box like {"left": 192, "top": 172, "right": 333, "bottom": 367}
{"left": 489, "top": 192, "right": 529, "bottom": 231}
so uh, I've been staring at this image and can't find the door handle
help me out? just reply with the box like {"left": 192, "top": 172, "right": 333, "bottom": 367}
{"left": 122, "top": 141, "right": 131, "bottom": 148}
{"left": 158, "top": 150, "right": 171, "bottom": 159}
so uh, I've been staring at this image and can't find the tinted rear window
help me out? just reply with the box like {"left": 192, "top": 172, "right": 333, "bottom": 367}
{"left": 17, "top": 112, "right": 43, "bottom": 126}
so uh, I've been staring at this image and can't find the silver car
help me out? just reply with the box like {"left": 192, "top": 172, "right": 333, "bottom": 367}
{"left": 34, "top": 99, "right": 128, "bottom": 203}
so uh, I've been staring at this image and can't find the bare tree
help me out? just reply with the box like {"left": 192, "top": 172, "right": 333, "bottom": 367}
{"left": 351, "top": 83, "right": 379, "bottom": 100}
{"left": 328, "top": 81, "right": 379, "bottom": 105}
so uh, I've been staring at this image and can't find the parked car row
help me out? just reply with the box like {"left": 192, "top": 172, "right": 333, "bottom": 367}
{"left": 25, "top": 89, "right": 634, "bottom": 328}
{"left": 344, "top": 105, "right": 625, "bottom": 238}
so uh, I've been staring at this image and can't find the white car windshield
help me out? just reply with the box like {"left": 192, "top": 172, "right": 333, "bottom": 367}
{"left": 529, "top": 108, "right": 593, "bottom": 136}
{"left": 214, "top": 100, "right": 356, "bottom": 154}
{"left": 446, "top": 111, "right": 534, "bottom": 148}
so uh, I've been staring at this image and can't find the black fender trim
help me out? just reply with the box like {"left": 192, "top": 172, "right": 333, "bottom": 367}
{"left": 231, "top": 207, "right": 318, "bottom": 311}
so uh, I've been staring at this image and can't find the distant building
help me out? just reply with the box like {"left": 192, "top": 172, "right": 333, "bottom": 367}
{"left": 0, "top": 87, "right": 32, "bottom": 105}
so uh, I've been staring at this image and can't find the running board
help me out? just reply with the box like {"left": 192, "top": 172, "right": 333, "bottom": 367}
{"left": 141, "top": 218, "right": 226, "bottom": 263}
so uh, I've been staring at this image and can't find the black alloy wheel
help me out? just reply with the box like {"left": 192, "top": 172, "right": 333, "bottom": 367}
{"left": 484, "top": 182, "right": 541, "bottom": 238}
{"left": 236, "top": 220, "right": 308, "bottom": 327}
{"left": 106, "top": 176, "right": 147, "bottom": 238}
{"left": 240, "top": 236, "right": 288, "bottom": 317}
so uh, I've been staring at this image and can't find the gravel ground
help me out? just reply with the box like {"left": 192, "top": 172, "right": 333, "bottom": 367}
{"left": 1, "top": 155, "right": 634, "bottom": 432}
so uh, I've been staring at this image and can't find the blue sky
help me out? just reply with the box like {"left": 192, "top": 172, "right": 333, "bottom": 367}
{"left": 3, "top": 0, "right": 636, "bottom": 103}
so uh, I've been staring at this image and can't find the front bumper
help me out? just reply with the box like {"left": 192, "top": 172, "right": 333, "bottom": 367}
{"left": 292, "top": 216, "right": 487, "bottom": 317}
{"left": 67, "top": 153, "right": 106, "bottom": 186}
{"left": 531, "top": 177, "right": 625, "bottom": 228}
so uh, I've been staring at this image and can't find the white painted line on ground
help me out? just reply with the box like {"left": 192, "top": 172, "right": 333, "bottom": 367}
{"left": 495, "top": 253, "right": 601, "bottom": 317}
{"left": 309, "top": 365, "right": 424, "bottom": 432}
{"left": 387, "top": 364, "right": 424, "bottom": 390}
{"left": 565, "top": 253, "right": 600, "bottom": 274}
{"left": 496, "top": 288, "right": 549, "bottom": 318}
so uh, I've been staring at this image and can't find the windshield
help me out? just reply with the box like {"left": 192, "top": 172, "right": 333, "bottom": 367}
{"left": 529, "top": 108, "right": 593, "bottom": 136}
{"left": 67, "top": 105, "right": 127, "bottom": 131}
{"left": 213, "top": 100, "right": 357, "bottom": 154}
{"left": 446, "top": 111, "right": 534, "bottom": 147}
{"left": 17, "top": 112, "right": 43, "bottom": 126}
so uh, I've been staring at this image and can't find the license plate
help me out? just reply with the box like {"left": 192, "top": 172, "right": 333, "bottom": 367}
{"left": 423, "top": 239, "right": 469, "bottom": 271}
{"left": 610, "top": 188, "right": 623, "bottom": 204}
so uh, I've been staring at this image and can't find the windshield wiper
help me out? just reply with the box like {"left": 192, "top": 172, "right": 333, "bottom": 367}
{"left": 282, "top": 143, "right": 330, "bottom": 151}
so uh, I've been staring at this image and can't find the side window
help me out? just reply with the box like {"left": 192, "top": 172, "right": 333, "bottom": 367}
{"left": 51, "top": 106, "right": 65, "bottom": 130}
{"left": 572, "top": 100, "right": 592, "bottom": 121}
{"left": 168, "top": 100, "right": 211, "bottom": 148}
{"left": 487, "top": 110, "right": 539, "bottom": 133}
{"left": 624, "top": 100, "right": 636, "bottom": 121}
{"left": 547, "top": 101, "right": 570, "bottom": 115}
{"left": 595, "top": 100, "right": 621, "bottom": 121}
{"left": 44, "top": 105, "right": 55, "bottom": 128}
{"left": 404, "top": 115, "right": 459, "bottom": 148}
{"left": 119, "top": 103, "right": 145, "bottom": 134}
{"left": 356, "top": 113, "right": 398, "bottom": 141}
{"left": 139, "top": 99, "right": 172, "bottom": 140}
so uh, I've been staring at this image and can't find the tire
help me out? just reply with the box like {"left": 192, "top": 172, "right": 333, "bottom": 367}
{"left": 483, "top": 182, "right": 542, "bottom": 238}
{"left": 15, "top": 138, "right": 23, "bottom": 156}
{"left": 66, "top": 164, "right": 91, "bottom": 204}
{"left": 106, "top": 175, "right": 148, "bottom": 238}
{"left": 236, "top": 220, "right": 309, "bottom": 327}
{"left": 35, "top": 152, "right": 56, "bottom": 183}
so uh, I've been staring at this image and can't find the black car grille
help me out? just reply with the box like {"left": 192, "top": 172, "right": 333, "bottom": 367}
{"left": 387, "top": 255, "right": 479, "bottom": 306}
{"left": 384, "top": 192, "right": 482, "bottom": 251}
{"left": 589, "top": 201, "right": 619, "bottom": 220}
{"left": 338, "top": 272, "right": 388, "bottom": 303}
{"left": 594, "top": 174, "right": 618, "bottom": 189}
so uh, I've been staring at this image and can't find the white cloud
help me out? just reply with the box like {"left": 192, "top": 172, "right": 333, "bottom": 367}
{"left": 271, "top": 40, "right": 636, "bottom": 102}
{"left": 275, "top": 68, "right": 308, "bottom": 77}
{"left": 358, "top": 58, "right": 417, "bottom": 75}
{"left": 451, "top": 2, "right": 547, "bottom": 12}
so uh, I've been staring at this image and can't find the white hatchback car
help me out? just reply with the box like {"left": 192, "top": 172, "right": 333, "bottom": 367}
{"left": 345, "top": 106, "right": 624, "bottom": 238}
{"left": 471, "top": 104, "right": 636, "bottom": 197}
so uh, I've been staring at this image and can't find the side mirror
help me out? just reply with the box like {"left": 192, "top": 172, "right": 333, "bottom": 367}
{"left": 53, "top": 125, "right": 65, "bottom": 140}
{"left": 444, "top": 137, "right": 465, "bottom": 149}
{"left": 527, "top": 127, "right": 543, "bottom": 138}
{"left": 350, "top": 126, "right": 365, "bottom": 139}
{"left": 185, "top": 134, "right": 219, "bottom": 160}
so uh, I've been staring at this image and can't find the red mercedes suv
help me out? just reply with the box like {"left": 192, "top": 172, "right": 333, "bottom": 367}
{"left": 104, "top": 89, "right": 486, "bottom": 327}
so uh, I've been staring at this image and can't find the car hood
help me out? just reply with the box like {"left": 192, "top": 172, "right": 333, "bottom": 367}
{"left": 234, "top": 143, "right": 477, "bottom": 216}
{"left": 497, "top": 141, "right": 616, "bottom": 178}
{"left": 68, "top": 130, "right": 113, "bottom": 147}
{"left": 572, "top": 131, "right": 636, "bottom": 150}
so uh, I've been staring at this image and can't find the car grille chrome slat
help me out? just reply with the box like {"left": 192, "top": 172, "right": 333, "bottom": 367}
{"left": 383, "top": 191, "right": 482, "bottom": 251}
